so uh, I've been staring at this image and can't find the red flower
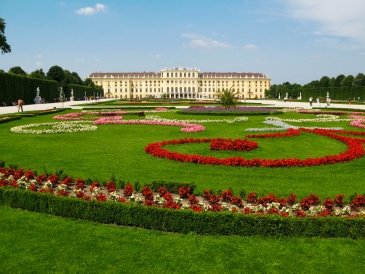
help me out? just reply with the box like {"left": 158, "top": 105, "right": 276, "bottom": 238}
{"left": 186, "top": 194, "right": 198, "bottom": 205}
{"left": 301, "top": 194, "right": 320, "bottom": 210}
{"left": 296, "top": 210, "right": 306, "bottom": 217}
{"left": 319, "top": 208, "right": 332, "bottom": 217}
{"left": 210, "top": 138, "right": 258, "bottom": 151}
{"left": 246, "top": 192, "right": 257, "bottom": 204}
{"left": 158, "top": 186, "right": 169, "bottom": 196}
{"left": 142, "top": 186, "right": 154, "bottom": 201}
{"left": 221, "top": 189, "right": 234, "bottom": 202}
{"left": 105, "top": 181, "right": 116, "bottom": 193}
{"left": 96, "top": 193, "right": 107, "bottom": 202}
{"left": 351, "top": 195, "right": 365, "bottom": 209}
{"left": 287, "top": 193, "right": 297, "bottom": 205}
{"left": 178, "top": 186, "right": 192, "bottom": 198}
{"left": 190, "top": 204, "right": 203, "bottom": 212}
{"left": 75, "top": 179, "right": 85, "bottom": 190}
{"left": 335, "top": 194, "right": 345, "bottom": 207}
{"left": 323, "top": 198, "right": 334, "bottom": 209}
{"left": 123, "top": 183, "right": 134, "bottom": 197}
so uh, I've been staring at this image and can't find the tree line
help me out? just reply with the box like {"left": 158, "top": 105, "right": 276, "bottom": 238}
{"left": 267, "top": 73, "right": 365, "bottom": 100}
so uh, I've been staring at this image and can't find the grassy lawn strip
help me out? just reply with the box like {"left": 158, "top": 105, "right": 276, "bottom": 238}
{"left": 1, "top": 205, "right": 365, "bottom": 273}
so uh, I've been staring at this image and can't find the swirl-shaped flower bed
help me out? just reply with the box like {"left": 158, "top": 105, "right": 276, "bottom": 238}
{"left": 10, "top": 121, "right": 97, "bottom": 134}
{"left": 145, "top": 129, "right": 365, "bottom": 167}
{"left": 94, "top": 116, "right": 205, "bottom": 132}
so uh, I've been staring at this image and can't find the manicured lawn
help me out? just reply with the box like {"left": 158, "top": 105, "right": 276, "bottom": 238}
{"left": 0, "top": 110, "right": 364, "bottom": 198}
{"left": 1, "top": 108, "right": 365, "bottom": 272}
{"left": 1, "top": 206, "right": 365, "bottom": 274}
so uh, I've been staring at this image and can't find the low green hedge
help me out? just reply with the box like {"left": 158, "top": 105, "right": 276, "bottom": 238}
{"left": 1, "top": 187, "right": 365, "bottom": 238}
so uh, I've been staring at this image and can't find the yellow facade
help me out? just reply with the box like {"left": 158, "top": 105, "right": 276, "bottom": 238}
{"left": 89, "top": 67, "right": 270, "bottom": 100}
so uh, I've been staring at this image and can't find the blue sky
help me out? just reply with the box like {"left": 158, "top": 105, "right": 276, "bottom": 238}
{"left": 1, "top": 0, "right": 365, "bottom": 84}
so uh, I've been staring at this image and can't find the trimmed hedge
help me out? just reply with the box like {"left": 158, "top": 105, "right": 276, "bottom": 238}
{"left": 1, "top": 187, "right": 365, "bottom": 238}
{"left": 268, "top": 86, "right": 365, "bottom": 101}
{"left": 66, "top": 84, "right": 103, "bottom": 100}
{"left": 0, "top": 72, "right": 58, "bottom": 105}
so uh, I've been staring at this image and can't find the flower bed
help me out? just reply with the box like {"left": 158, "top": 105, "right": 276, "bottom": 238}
{"left": 145, "top": 115, "right": 248, "bottom": 124}
{"left": 10, "top": 121, "right": 97, "bottom": 134}
{"left": 245, "top": 117, "right": 344, "bottom": 132}
{"left": 210, "top": 139, "right": 258, "bottom": 151}
{"left": 93, "top": 116, "right": 205, "bottom": 133}
{"left": 1, "top": 166, "right": 365, "bottom": 218}
{"left": 145, "top": 129, "right": 365, "bottom": 167}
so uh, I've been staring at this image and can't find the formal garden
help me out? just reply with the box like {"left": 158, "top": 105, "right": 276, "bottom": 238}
{"left": 2, "top": 104, "right": 365, "bottom": 273}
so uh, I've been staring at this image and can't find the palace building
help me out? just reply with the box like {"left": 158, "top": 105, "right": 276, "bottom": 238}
{"left": 89, "top": 67, "right": 270, "bottom": 100}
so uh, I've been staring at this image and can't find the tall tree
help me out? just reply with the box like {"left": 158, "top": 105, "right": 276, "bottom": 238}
{"left": 47, "top": 65, "right": 65, "bottom": 83}
{"left": 340, "top": 75, "right": 354, "bottom": 87}
{"left": 0, "top": 17, "right": 11, "bottom": 54}
{"left": 29, "top": 69, "right": 46, "bottom": 79}
{"left": 9, "top": 66, "right": 27, "bottom": 76}
{"left": 334, "top": 74, "right": 345, "bottom": 87}
{"left": 84, "top": 78, "right": 96, "bottom": 87}
{"left": 319, "top": 76, "right": 330, "bottom": 87}
{"left": 353, "top": 73, "right": 365, "bottom": 87}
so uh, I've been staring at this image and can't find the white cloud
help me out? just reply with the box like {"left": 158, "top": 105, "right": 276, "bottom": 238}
{"left": 283, "top": 0, "right": 365, "bottom": 46}
{"left": 243, "top": 44, "right": 258, "bottom": 50}
{"left": 181, "top": 33, "right": 230, "bottom": 49}
{"left": 75, "top": 3, "right": 106, "bottom": 16}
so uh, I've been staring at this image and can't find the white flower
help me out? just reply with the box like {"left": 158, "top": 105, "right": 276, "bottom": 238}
{"left": 10, "top": 121, "right": 97, "bottom": 134}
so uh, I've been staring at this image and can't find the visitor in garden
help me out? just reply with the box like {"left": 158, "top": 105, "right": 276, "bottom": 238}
{"left": 326, "top": 97, "right": 331, "bottom": 107}
{"left": 316, "top": 97, "right": 320, "bottom": 107}
{"left": 309, "top": 97, "right": 313, "bottom": 106}
{"left": 17, "top": 98, "right": 24, "bottom": 112}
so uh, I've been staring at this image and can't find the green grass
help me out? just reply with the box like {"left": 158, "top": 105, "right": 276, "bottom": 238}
{"left": 1, "top": 110, "right": 364, "bottom": 198}
{"left": 1, "top": 109, "right": 365, "bottom": 272}
{"left": 1, "top": 205, "right": 365, "bottom": 274}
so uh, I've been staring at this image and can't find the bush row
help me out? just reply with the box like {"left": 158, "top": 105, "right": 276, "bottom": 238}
{"left": 0, "top": 72, "right": 58, "bottom": 105}
{"left": 268, "top": 86, "right": 365, "bottom": 101}
{"left": 1, "top": 187, "right": 365, "bottom": 238}
{"left": 0, "top": 72, "right": 103, "bottom": 105}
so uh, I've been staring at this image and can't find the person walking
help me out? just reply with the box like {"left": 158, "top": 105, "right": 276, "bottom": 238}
{"left": 17, "top": 98, "right": 24, "bottom": 112}
{"left": 309, "top": 97, "right": 313, "bottom": 106}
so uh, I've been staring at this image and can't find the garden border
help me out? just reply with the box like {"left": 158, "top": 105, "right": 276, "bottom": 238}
{"left": 1, "top": 187, "right": 365, "bottom": 238}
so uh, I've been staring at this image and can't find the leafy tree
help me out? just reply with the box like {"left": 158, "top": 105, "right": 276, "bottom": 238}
{"left": 216, "top": 87, "right": 237, "bottom": 109}
{"left": 340, "top": 75, "right": 354, "bottom": 87}
{"left": 61, "top": 70, "right": 83, "bottom": 87}
{"left": 353, "top": 73, "right": 365, "bottom": 87}
{"left": 29, "top": 69, "right": 46, "bottom": 79}
{"left": 319, "top": 76, "right": 330, "bottom": 87}
{"left": 334, "top": 74, "right": 345, "bottom": 87}
{"left": 9, "top": 66, "right": 27, "bottom": 76}
{"left": 71, "top": 72, "right": 82, "bottom": 85}
{"left": 84, "top": 78, "right": 96, "bottom": 87}
{"left": 0, "top": 18, "right": 11, "bottom": 54}
{"left": 47, "top": 65, "right": 65, "bottom": 83}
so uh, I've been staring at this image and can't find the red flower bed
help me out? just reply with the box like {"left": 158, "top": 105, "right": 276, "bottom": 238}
{"left": 246, "top": 128, "right": 301, "bottom": 138}
{"left": 210, "top": 138, "right": 258, "bottom": 151}
{"left": 145, "top": 129, "right": 365, "bottom": 167}
{"left": 2, "top": 165, "right": 365, "bottom": 218}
